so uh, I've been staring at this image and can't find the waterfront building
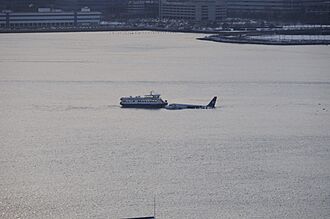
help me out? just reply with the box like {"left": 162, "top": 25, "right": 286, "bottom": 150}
{"left": 58, "top": 0, "right": 128, "bottom": 16}
{"left": 0, "top": 7, "right": 101, "bottom": 28}
{"left": 160, "top": 0, "right": 226, "bottom": 21}
{"left": 0, "top": 0, "right": 54, "bottom": 12}
{"left": 0, "top": 0, "right": 128, "bottom": 18}
{"left": 0, "top": 13, "right": 7, "bottom": 27}
{"left": 128, "top": 0, "right": 159, "bottom": 18}
{"left": 227, "top": 0, "right": 329, "bottom": 22}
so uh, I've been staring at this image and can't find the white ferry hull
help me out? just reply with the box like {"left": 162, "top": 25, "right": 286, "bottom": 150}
{"left": 120, "top": 91, "right": 168, "bottom": 109}
{"left": 120, "top": 103, "right": 167, "bottom": 108}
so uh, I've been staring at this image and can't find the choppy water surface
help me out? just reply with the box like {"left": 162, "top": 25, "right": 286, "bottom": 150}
{"left": 1, "top": 32, "right": 330, "bottom": 218}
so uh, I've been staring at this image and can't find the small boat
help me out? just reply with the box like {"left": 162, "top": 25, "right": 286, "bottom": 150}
{"left": 120, "top": 91, "right": 167, "bottom": 108}
{"left": 122, "top": 197, "right": 157, "bottom": 219}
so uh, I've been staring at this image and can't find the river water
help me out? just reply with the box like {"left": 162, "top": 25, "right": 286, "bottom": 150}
{"left": 1, "top": 31, "right": 330, "bottom": 218}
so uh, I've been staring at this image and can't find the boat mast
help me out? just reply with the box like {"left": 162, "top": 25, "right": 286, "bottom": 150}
{"left": 153, "top": 196, "right": 156, "bottom": 218}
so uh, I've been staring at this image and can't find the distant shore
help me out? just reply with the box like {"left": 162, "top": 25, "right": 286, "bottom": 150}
{"left": 1, "top": 26, "right": 330, "bottom": 35}
{"left": 1, "top": 26, "right": 330, "bottom": 45}
{"left": 198, "top": 35, "right": 330, "bottom": 45}
{"left": 0, "top": 26, "right": 220, "bottom": 34}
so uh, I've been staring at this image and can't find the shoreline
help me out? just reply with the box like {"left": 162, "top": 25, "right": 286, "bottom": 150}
{"left": 1, "top": 26, "right": 330, "bottom": 45}
{"left": 0, "top": 27, "right": 220, "bottom": 34}
{"left": 198, "top": 35, "right": 330, "bottom": 45}
{"left": 1, "top": 26, "right": 330, "bottom": 35}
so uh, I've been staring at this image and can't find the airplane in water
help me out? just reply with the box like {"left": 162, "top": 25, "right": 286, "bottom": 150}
{"left": 165, "top": 96, "right": 217, "bottom": 110}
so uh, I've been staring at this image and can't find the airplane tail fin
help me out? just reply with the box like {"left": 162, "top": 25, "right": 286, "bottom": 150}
{"left": 207, "top": 96, "right": 217, "bottom": 108}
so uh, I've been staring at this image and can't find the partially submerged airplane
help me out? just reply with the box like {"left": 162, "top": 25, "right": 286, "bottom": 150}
{"left": 165, "top": 96, "right": 217, "bottom": 110}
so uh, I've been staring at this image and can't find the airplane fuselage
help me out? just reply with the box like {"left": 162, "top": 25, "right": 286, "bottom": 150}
{"left": 165, "top": 104, "right": 210, "bottom": 110}
{"left": 165, "top": 97, "right": 217, "bottom": 110}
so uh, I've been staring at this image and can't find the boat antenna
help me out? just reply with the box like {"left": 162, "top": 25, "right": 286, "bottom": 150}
{"left": 154, "top": 196, "right": 156, "bottom": 218}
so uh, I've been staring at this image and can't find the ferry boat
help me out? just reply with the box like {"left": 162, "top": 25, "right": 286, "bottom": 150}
{"left": 120, "top": 91, "right": 168, "bottom": 108}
